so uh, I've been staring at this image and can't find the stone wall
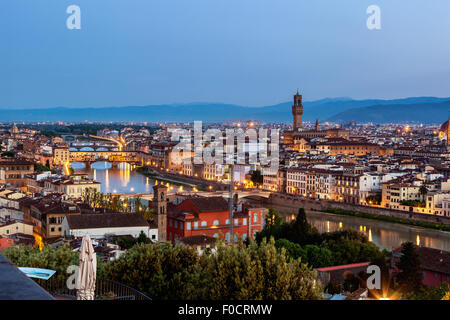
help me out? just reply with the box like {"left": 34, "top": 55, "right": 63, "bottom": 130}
{"left": 265, "top": 193, "right": 450, "bottom": 226}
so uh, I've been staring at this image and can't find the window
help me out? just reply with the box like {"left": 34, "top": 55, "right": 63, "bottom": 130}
{"left": 234, "top": 219, "right": 239, "bottom": 226}
{"left": 194, "top": 222, "right": 199, "bottom": 230}
{"left": 186, "top": 222, "right": 191, "bottom": 230}
{"left": 243, "top": 218, "right": 247, "bottom": 226}
{"left": 169, "top": 219, "right": 172, "bottom": 227}
{"left": 152, "top": 234, "right": 156, "bottom": 239}
{"left": 225, "top": 219, "right": 230, "bottom": 225}
{"left": 51, "top": 227, "right": 55, "bottom": 232}
{"left": 201, "top": 221, "right": 207, "bottom": 227}
{"left": 225, "top": 232, "right": 230, "bottom": 242}
{"left": 213, "top": 220, "right": 219, "bottom": 226}
{"left": 174, "top": 220, "right": 178, "bottom": 228}
{"left": 253, "top": 213, "right": 258, "bottom": 223}
{"left": 234, "top": 233, "right": 238, "bottom": 242}
{"left": 213, "top": 233, "right": 218, "bottom": 238}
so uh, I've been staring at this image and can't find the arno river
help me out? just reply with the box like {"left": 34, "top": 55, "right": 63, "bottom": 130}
{"left": 305, "top": 211, "right": 450, "bottom": 251}
{"left": 71, "top": 161, "right": 450, "bottom": 251}
{"left": 70, "top": 161, "right": 189, "bottom": 194}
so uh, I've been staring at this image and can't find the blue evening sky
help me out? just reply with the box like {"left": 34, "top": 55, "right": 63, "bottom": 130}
{"left": 1, "top": 0, "right": 450, "bottom": 108}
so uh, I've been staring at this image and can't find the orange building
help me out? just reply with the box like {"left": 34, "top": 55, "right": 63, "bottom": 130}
{"left": 167, "top": 196, "right": 264, "bottom": 244}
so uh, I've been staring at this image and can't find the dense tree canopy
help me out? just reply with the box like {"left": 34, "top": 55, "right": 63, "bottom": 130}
{"left": 104, "top": 239, "right": 322, "bottom": 300}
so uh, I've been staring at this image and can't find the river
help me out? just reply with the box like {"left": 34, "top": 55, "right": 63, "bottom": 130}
{"left": 71, "top": 161, "right": 450, "bottom": 251}
{"left": 305, "top": 210, "right": 450, "bottom": 251}
{"left": 70, "top": 162, "right": 189, "bottom": 194}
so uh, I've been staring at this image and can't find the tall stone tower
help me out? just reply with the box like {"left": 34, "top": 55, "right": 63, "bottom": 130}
{"left": 153, "top": 185, "right": 167, "bottom": 242}
{"left": 292, "top": 90, "right": 303, "bottom": 131}
{"left": 315, "top": 119, "right": 319, "bottom": 132}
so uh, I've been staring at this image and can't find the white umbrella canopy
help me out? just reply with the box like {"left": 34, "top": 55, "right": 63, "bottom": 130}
{"left": 76, "top": 235, "right": 97, "bottom": 300}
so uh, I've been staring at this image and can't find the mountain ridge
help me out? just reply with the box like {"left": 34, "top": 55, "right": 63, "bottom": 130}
{"left": 1, "top": 97, "right": 449, "bottom": 123}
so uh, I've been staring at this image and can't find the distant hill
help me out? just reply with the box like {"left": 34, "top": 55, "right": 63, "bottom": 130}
{"left": 327, "top": 100, "right": 450, "bottom": 123}
{"left": 0, "top": 97, "right": 449, "bottom": 123}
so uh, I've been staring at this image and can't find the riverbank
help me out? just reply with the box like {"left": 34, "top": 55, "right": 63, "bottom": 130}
{"left": 323, "top": 208, "right": 450, "bottom": 232}
{"left": 136, "top": 167, "right": 194, "bottom": 188}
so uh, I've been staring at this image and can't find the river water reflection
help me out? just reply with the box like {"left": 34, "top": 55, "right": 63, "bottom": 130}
{"left": 70, "top": 162, "right": 188, "bottom": 194}
{"left": 305, "top": 210, "right": 450, "bottom": 251}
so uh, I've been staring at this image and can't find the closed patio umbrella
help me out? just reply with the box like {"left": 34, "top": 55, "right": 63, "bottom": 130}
{"left": 76, "top": 235, "right": 97, "bottom": 300}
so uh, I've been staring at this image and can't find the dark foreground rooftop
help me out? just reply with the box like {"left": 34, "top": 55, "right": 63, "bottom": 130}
{"left": 0, "top": 254, "right": 54, "bottom": 300}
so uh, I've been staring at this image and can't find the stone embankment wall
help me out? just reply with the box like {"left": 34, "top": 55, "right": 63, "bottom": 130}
{"left": 265, "top": 193, "right": 450, "bottom": 226}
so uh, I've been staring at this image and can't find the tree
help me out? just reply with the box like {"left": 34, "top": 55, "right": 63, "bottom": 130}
{"left": 255, "top": 208, "right": 284, "bottom": 243}
{"left": 396, "top": 242, "right": 423, "bottom": 293}
{"left": 419, "top": 185, "right": 428, "bottom": 201}
{"left": 1, "top": 151, "right": 15, "bottom": 157}
{"left": 105, "top": 239, "right": 323, "bottom": 300}
{"left": 2, "top": 244, "right": 106, "bottom": 283}
{"left": 324, "top": 238, "right": 383, "bottom": 266}
{"left": 104, "top": 242, "right": 203, "bottom": 299}
{"left": 137, "top": 231, "right": 148, "bottom": 244}
{"left": 202, "top": 238, "right": 323, "bottom": 300}
{"left": 250, "top": 170, "right": 263, "bottom": 185}
{"left": 284, "top": 208, "right": 318, "bottom": 245}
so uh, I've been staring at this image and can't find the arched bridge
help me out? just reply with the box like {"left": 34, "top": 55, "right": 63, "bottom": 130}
{"left": 70, "top": 151, "right": 147, "bottom": 166}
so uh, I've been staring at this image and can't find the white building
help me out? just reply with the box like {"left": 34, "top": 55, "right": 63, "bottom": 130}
{"left": 62, "top": 213, "right": 153, "bottom": 240}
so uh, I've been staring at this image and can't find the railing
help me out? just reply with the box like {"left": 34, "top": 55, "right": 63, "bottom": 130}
{"left": 34, "top": 277, "right": 151, "bottom": 300}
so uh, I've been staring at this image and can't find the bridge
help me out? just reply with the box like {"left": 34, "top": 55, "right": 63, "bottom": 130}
{"left": 63, "top": 134, "right": 125, "bottom": 151}
{"left": 69, "top": 150, "right": 147, "bottom": 166}
{"left": 69, "top": 142, "right": 119, "bottom": 152}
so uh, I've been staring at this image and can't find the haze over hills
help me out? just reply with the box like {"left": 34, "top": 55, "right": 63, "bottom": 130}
{"left": 0, "top": 97, "right": 449, "bottom": 123}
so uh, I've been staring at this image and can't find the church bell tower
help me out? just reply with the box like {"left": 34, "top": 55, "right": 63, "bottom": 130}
{"left": 292, "top": 90, "right": 303, "bottom": 131}
{"left": 153, "top": 185, "right": 168, "bottom": 242}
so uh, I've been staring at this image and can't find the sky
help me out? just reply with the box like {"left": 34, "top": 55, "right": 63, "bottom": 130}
{"left": 1, "top": 0, "right": 450, "bottom": 109}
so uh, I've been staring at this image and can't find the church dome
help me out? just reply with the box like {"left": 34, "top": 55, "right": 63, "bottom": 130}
{"left": 440, "top": 120, "right": 449, "bottom": 134}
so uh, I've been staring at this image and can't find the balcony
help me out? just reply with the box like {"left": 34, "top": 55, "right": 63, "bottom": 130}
{"left": 0, "top": 254, "right": 53, "bottom": 300}
{"left": 0, "top": 253, "right": 150, "bottom": 300}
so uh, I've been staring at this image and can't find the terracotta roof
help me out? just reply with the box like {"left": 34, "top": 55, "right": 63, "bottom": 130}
{"left": 188, "top": 196, "right": 229, "bottom": 213}
{"left": 66, "top": 213, "right": 149, "bottom": 230}
{"left": 179, "top": 235, "right": 216, "bottom": 246}
{"left": 393, "top": 245, "right": 450, "bottom": 275}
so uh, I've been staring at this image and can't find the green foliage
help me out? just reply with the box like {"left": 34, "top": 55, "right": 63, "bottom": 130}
{"left": 1, "top": 151, "right": 15, "bottom": 157}
{"left": 401, "top": 283, "right": 450, "bottom": 300}
{"left": 274, "top": 239, "right": 333, "bottom": 268}
{"left": 118, "top": 236, "right": 137, "bottom": 250}
{"left": 250, "top": 170, "right": 263, "bottom": 185}
{"left": 137, "top": 231, "right": 148, "bottom": 244}
{"left": 104, "top": 239, "right": 323, "bottom": 300}
{"left": 104, "top": 242, "right": 205, "bottom": 300}
{"left": 323, "top": 238, "right": 383, "bottom": 266}
{"left": 303, "top": 245, "right": 334, "bottom": 268}
{"left": 399, "top": 200, "right": 426, "bottom": 208}
{"left": 396, "top": 242, "right": 423, "bottom": 293}
{"left": 2, "top": 244, "right": 79, "bottom": 282}
{"left": 257, "top": 208, "right": 385, "bottom": 268}
{"left": 34, "top": 163, "right": 51, "bottom": 172}
{"left": 201, "top": 238, "right": 322, "bottom": 300}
